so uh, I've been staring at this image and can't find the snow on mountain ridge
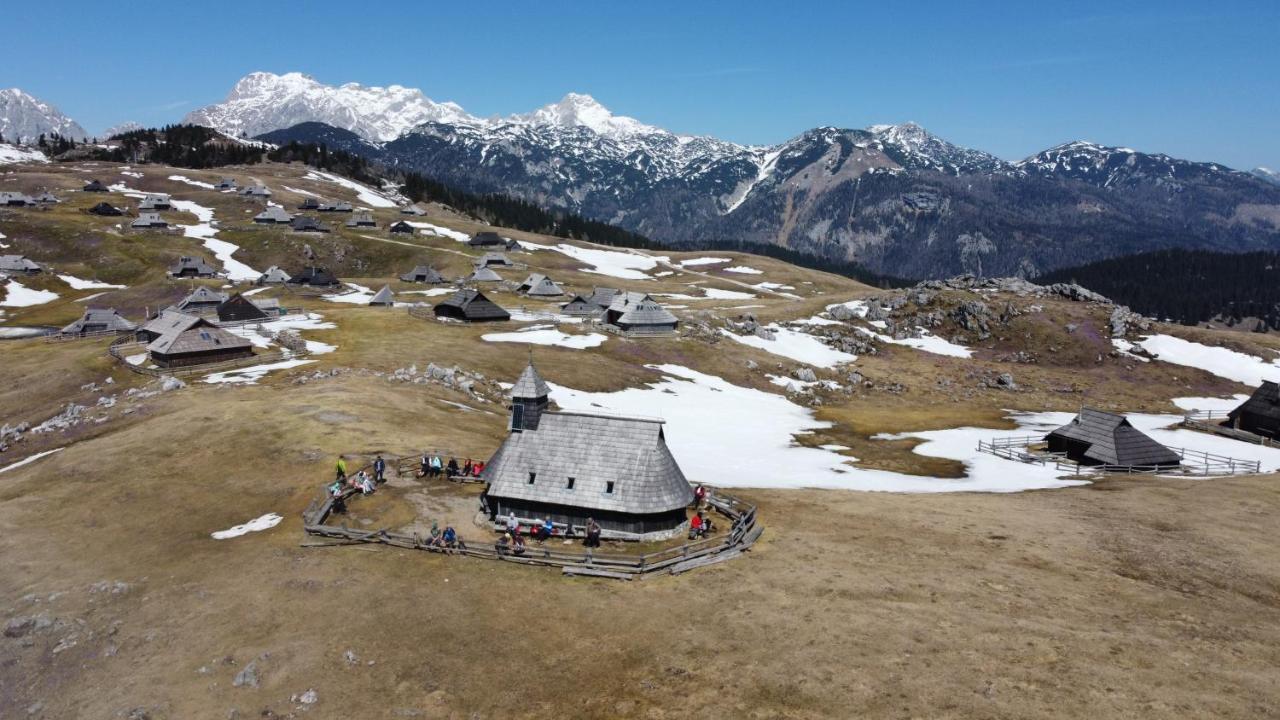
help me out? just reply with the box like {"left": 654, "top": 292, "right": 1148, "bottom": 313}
{"left": 0, "top": 88, "right": 88, "bottom": 143}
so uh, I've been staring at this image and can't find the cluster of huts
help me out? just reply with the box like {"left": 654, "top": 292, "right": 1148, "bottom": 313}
{"left": 0, "top": 190, "right": 60, "bottom": 207}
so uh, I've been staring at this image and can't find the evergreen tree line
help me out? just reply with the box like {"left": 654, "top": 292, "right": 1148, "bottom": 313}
{"left": 1038, "top": 248, "right": 1280, "bottom": 330}
{"left": 83, "top": 124, "right": 263, "bottom": 168}
{"left": 265, "top": 141, "right": 379, "bottom": 186}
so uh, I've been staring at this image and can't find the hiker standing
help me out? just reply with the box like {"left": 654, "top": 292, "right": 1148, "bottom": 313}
{"left": 335, "top": 455, "right": 348, "bottom": 482}
{"left": 373, "top": 454, "right": 386, "bottom": 484}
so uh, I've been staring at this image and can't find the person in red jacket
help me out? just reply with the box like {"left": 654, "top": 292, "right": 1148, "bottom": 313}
{"left": 688, "top": 513, "right": 703, "bottom": 540}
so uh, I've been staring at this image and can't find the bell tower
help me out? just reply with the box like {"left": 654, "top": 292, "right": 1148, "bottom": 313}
{"left": 509, "top": 360, "right": 549, "bottom": 432}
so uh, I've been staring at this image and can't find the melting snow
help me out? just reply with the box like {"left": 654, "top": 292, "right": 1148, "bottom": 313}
{"left": 0, "top": 144, "right": 49, "bottom": 165}
{"left": 678, "top": 257, "right": 731, "bottom": 267}
{"left": 57, "top": 274, "right": 126, "bottom": 290}
{"left": 720, "top": 326, "right": 857, "bottom": 368}
{"left": 211, "top": 512, "right": 283, "bottom": 539}
{"left": 857, "top": 327, "right": 973, "bottom": 359}
{"left": 168, "top": 174, "right": 216, "bottom": 189}
{"left": 481, "top": 327, "right": 607, "bottom": 349}
{"left": 304, "top": 170, "right": 395, "bottom": 207}
{"left": 401, "top": 288, "right": 456, "bottom": 297}
{"left": 406, "top": 221, "right": 470, "bottom": 243}
{"left": 702, "top": 288, "right": 755, "bottom": 300}
{"left": 283, "top": 185, "right": 320, "bottom": 197}
{"left": 0, "top": 448, "right": 64, "bottom": 474}
{"left": 1, "top": 280, "right": 59, "bottom": 307}
{"left": 724, "top": 266, "right": 763, "bottom": 275}
{"left": 553, "top": 244, "right": 668, "bottom": 280}
{"left": 204, "top": 358, "right": 316, "bottom": 385}
{"left": 1131, "top": 334, "right": 1280, "bottom": 386}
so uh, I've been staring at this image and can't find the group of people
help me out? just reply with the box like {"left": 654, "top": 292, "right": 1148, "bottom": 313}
{"left": 328, "top": 455, "right": 390, "bottom": 513}
{"left": 424, "top": 521, "right": 466, "bottom": 552}
{"left": 500, "top": 512, "right": 604, "bottom": 548}
{"left": 688, "top": 510, "right": 715, "bottom": 540}
{"left": 418, "top": 454, "right": 486, "bottom": 479}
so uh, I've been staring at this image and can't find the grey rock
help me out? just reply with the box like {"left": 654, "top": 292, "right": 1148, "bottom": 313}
{"left": 793, "top": 367, "right": 817, "bottom": 383}
{"left": 233, "top": 661, "right": 259, "bottom": 688}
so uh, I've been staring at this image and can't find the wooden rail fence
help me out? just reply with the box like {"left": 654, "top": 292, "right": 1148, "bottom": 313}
{"left": 976, "top": 434, "right": 1262, "bottom": 476}
{"left": 1181, "top": 413, "right": 1276, "bottom": 447}
{"left": 302, "top": 462, "right": 762, "bottom": 580}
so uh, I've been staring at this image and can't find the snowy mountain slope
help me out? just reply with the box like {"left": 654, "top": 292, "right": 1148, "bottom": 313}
{"left": 101, "top": 121, "right": 143, "bottom": 139}
{"left": 183, "top": 72, "right": 474, "bottom": 142}
{"left": 0, "top": 88, "right": 88, "bottom": 142}
{"left": 1253, "top": 167, "right": 1280, "bottom": 186}
{"left": 1016, "top": 140, "right": 1253, "bottom": 190}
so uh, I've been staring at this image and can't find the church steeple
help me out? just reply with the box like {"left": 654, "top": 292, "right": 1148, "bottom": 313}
{"left": 509, "top": 360, "right": 549, "bottom": 432}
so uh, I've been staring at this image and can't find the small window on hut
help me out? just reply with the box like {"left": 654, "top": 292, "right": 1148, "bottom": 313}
{"left": 605, "top": 481, "right": 615, "bottom": 494}
{"left": 528, "top": 472, "right": 536, "bottom": 485}
{"left": 511, "top": 404, "right": 525, "bottom": 430}
{"left": 567, "top": 477, "right": 575, "bottom": 490}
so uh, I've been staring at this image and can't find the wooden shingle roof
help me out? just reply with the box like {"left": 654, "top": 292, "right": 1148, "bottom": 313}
{"left": 399, "top": 265, "right": 444, "bottom": 283}
{"left": 1047, "top": 408, "right": 1181, "bottom": 467}
{"left": 518, "top": 273, "right": 564, "bottom": 297}
{"left": 60, "top": 307, "right": 135, "bottom": 334}
{"left": 0, "top": 255, "right": 41, "bottom": 273}
{"left": 510, "top": 362, "right": 549, "bottom": 399}
{"left": 176, "top": 286, "right": 229, "bottom": 309}
{"left": 468, "top": 266, "right": 503, "bottom": 283}
{"left": 1229, "top": 381, "right": 1280, "bottom": 424}
{"left": 146, "top": 316, "right": 252, "bottom": 356}
{"left": 254, "top": 206, "right": 293, "bottom": 223}
{"left": 483, "top": 411, "right": 694, "bottom": 515}
{"left": 168, "top": 256, "right": 218, "bottom": 276}
{"left": 608, "top": 292, "right": 678, "bottom": 326}
{"left": 368, "top": 285, "right": 395, "bottom": 305}
{"left": 257, "top": 265, "right": 291, "bottom": 283}
{"left": 435, "top": 289, "right": 509, "bottom": 321}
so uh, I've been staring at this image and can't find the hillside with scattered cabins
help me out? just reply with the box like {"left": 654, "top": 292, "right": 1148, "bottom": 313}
{"left": 2, "top": 154, "right": 1280, "bottom": 718}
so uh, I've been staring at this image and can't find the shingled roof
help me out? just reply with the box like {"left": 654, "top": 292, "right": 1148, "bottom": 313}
{"left": 484, "top": 411, "right": 693, "bottom": 515}
{"left": 399, "top": 265, "right": 444, "bottom": 283}
{"left": 176, "top": 286, "right": 229, "bottom": 311}
{"left": 0, "top": 255, "right": 42, "bottom": 273}
{"left": 477, "top": 252, "right": 513, "bottom": 267}
{"left": 607, "top": 292, "right": 678, "bottom": 327}
{"left": 60, "top": 307, "right": 135, "bottom": 335}
{"left": 511, "top": 362, "right": 550, "bottom": 399}
{"left": 257, "top": 265, "right": 291, "bottom": 284}
{"left": 145, "top": 315, "right": 252, "bottom": 356}
{"left": 88, "top": 201, "right": 124, "bottom": 216}
{"left": 433, "top": 288, "right": 510, "bottom": 322}
{"left": 345, "top": 211, "right": 376, "bottom": 227}
{"left": 168, "top": 256, "right": 218, "bottom": 277}
{"left": 83, "top": 179, "right": 108, "bottom": 192}
{"left": 254, "top": 206, "right": 293, "bottom": 224}
{"left": 468, "top": 266, "right": 503, "bottom": 283}
{"left": 368, "top": 285, "right": 395, "bottom": 306}
{"left": 1227, "top": 381, "right": 1280, "bottom": 434}
{"left": 131, "top": 212, "right": 167, "bottom": 228}
{"left": 518, "top": 273, "right": 564, "bottom": 297}
{"left": 1046, "top": 408, "right": 1181, "bottom": 468}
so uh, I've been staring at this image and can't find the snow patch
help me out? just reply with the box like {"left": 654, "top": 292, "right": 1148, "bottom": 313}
{"left": 481, "top": 328, "right": 607, "bottom": 349}
{"left": 211, "top": 513, "right": 283, "bottom": 539}
{"left": 1, "top": 280, "right": 59, "bottom": 307}
{"left": 0, "top": 448, "right": 64, "bottom": 474}
{"left": 720, "top": 326, "right": 857, "bottom": 368}
{"left": 57, "top": 274, "right": 126, "bottom": 290}
{"left": 1133, "top": 334, "right": 1280, "bottom": 386}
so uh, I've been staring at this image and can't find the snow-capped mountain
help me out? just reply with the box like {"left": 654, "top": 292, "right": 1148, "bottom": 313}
{"left": 101, "top": 121, "right": 143, "bottom": 139}
{"left": 1253, "top": 167, "right": 1280, "bottom": 186}
{"left": 0, "top": 88, "right": 88, "bottom": 143}
{"left": 235, "top": 71, "right": 1280, "bottom": 279}
{"left": 1016, "top": 140, "right": 1251, "bottom": 190}
{"left": 183, "top": 72, "right": 474, "bottom": 142}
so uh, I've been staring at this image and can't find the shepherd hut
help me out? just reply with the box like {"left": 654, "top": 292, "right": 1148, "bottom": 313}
{"left": 399, "top": 265, "right": 445, "bottom": 284}
{"left": 477, "top": 252, "right": 513, "bottom": 268}
{"left": 368, "top": 285, "right": 396, "bottom": 306}
{"left": 168, "top": 256, "right": 218, "bottom": 278}
{"left": 433, "top": 289, "right": 510, "bottom": 322}
{"left": 88, "top": 201, "right": 124, "bottom": 216}
{"left": 517, "top": 273, "right": 564, "bottom": 297}
{"left": 216, "top": 177, "right": 237, "bottom": 191}
{"left": 1046, "top": 408, "right": 1181, "bottom": 470}
{"left": 216, "top": 293, "right": 270, "bottom": 322}
{"left": 145, "top": 314, "right": 253, "bottom": 368}
{"left": 603, "top": 292, "right": 679, "bottom": 336}
{"left": 481, "top": 362, "right": 695, "bottom": 540}
{"left": 289, "top": 216, "right": 329, "bottom": 233}
{"left": 83, "top": 179, "right": 109, "bottom": 192}
{"left": 1224, "top": 381, "right": 1280, "bottom": 439}
{"left": 139, "top": 193, "right": 171, "bottom": 211}
{"left": 175, "top": 286, "right": 229, "bottom": 313}
{"left": 253, "top": 206, "right": 293, "bottom": 224}
{"left": 468, "top": 266, "right": 503, "bottom": 283}
{"left": 257, "top": 266, "right": 291, "bottom": 285}
{"left": 297, "top": 197, "right": 321, "bottom": 210}
{"left": 0, "top": 192, "right": 34, "bottom": 207}
{"left": 468, "top": 231, "right": 506, "bottom": 248}
{"left": 389, "top": 220, "right": 414, "bottom": 235}
{"left": 32, "top": 191, "right": 60, "bottom": 204}
{"left": 345, "top": 211, "right": 376, "bottom": 227}
{"left": 60, "top": 307, "right": 136, "bottom": 337}
{"left": 131, "top": 212, "right": 168, "bottom": 229}
{"left": 0, "top": 255, "right": 43, "bottom": 274}
{"left": 241, "top": 185, "right": 272, "bottom": 198}
{"left": 288, "top": 267, "right": 340, "bottom": 288}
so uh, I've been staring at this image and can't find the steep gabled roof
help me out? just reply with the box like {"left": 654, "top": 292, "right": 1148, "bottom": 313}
{"left": 288, "top": 267, "right": 339, "bottom": 286}
{"left": 345, "top": 211, "right": 376, "bottom": 226}
{"left": 1229, "top": 381, "right": 1280, "bottom": 424}
{"left": 146, "top": 316, "right": 252, "bottom": 356}
{"left": 468, "top": 266, "right": 503, "bottom": 282}
{"left": 469, "top": 231, "right": 506, "bottom": 247}
{"left": 399, "top": 265, "right": 445, "bottom": 283}
{"left": 585, "top": 287, "right": 619, "bottom": 309}
{"left": 368, "top": 285, "right": 395, "bottom": 305}
{"left": 88, "top": 201, "right": 123, "bottom": 215}
{"left": 258, "top": 265, "right": 291, "bottom": 283}
{"left": 518, "top": 273, "right": 564, "bottom": 297}
{"left": 60, "top": 307, "right": 135, "bottom": 334}
{"left": 1047, "top": 408, "right": 1181, "bottom": 467}
{"left": 0, "top": 255, "right": 41, "bottom": 272}
{"left": 216, "top": 293, "right": 269, "bottom": 321}
{"left": 131, "top": 212, "right": 167, "bottom": 228}
{"left": 483, "top": 411, "right": 694, "bottom": 515}
{"left": 254, "top": 205, "right": 293, "bottom": 223}
{"left": 434, "top": 288, "right": 509, "bottom": 321}
{"left": 478, "top": 252, "right": 512, "bottom": 266}
{"left": 168, "top": 255, "right": 218, "bottom": 276}
{"left": 82, "top": 179, "right": 108, "bottom": 192}
{"left": 608, "top": 292, "right": 678, "bottom": 326}
{"left": 176, "top": 285, "right": 229, "bottom": 309}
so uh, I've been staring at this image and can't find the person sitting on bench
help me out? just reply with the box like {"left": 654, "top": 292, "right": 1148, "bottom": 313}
{"left": 512, "top": 533, "right": 526, "bottom": 556}
{"left": 431, "top": 455, "right": 443, "bottom": 477}
{"left": 496, "top": 533, "right": 511, "bottom": 556}
{"left": 446, "top": 457, "right": 459, "bottom": 477}
{"left": 689, "top": 513, "right": 703, "bottom": 540}
{"left": 428, "top": 521, "right": 442, "bottom": 547}
{"left": 538, "top": 517, "right": 554, "bottom": 543}
{"left": 462, "top": 459, "right": 473, "bottom": 477}
{"left": 419, "top": 455, "right": 429, "bottom": 478}
{"left": 442, "top": 525, "right": 464, "bottom": 550}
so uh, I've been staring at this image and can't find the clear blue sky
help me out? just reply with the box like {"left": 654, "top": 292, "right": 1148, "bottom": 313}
{"left": 3, "top": 0, "right": 1277, "bottom": 170}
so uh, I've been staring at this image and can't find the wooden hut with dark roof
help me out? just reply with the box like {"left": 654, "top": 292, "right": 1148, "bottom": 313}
{"left": 468, "top": 231, "right": 506, "bottom": 248}
{"left": 168, "top": 256, "right": 218, "bottom": 278}
{"left": 82, "top": 179, "right": 108, "bottom": 192}
{"left": 216, "top": 177, "right": 237, "bottom": 191}
{"left": 32, "top": 191, "right": 60, "bottom": 204}
{"left": 175, "top": 286, "right": 229, "bottom": 313}
{"left": 297, "top": 197, "right": 321, "bottom": 210}
{"left": 289, "top": 216, "right": 329, "bottom": 233}
{"left": 253, "top": 206, "right": 293, "bottom": 224}
{"left": 1225, "top": 382, "right": 1280, "bottom": 439}
{"left": 288, "top": 267, "right": 340, "bottom": 288}
{"left": 88, "top": 201, "right": 124, "bottom": 216}
{"left": 467, "top": 266, "right": 503, "bottom": 283}
{"left": 138, "top": 193, "right": 171, "bottom": 211}
{"left": 1046, "top": 408, "right": 1181, "bottom": 470}
{"left": 368, "top": 285, "right": 396, "bottom": 306}
{"left": 144, "top": 313, "right": 253, "bottom": 368}
{"left": 604, "top": 292, "right": 679, "bottom": 337}
{"left": 346, "top": 211, "right": 376, "bottom": 228}
{"left": 389, "top": 220, "right": 414, "bottom": 235}
{"left": 433, "top": 289, "right": 509, "bottom": 323}
{"left": 400, "top": 265, "right": 445, "bottom": 284}
{"left": 481, "top": 362, "right": 694, "bottom": 540}
{"left": 477, "top": 252, "right": 513, "bottom": 268}
{"left": 60, "top": 307, "right": 136, "bottom": 337}
{"left": 216, "top": 293, "right": 270, "bottom": 323}
{"left": 0, "top": 255, "right": 43, "bottom": 275}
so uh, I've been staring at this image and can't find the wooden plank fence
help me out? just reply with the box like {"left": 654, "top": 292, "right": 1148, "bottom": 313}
{"left": 301, "top": 461, "right": 763, "bottom": 579}
{"left": 1181, "top": 415, "right": 1276, "bottom": 447}
{"left": 977, "top": 433, "right": 1262, "bottom": 476}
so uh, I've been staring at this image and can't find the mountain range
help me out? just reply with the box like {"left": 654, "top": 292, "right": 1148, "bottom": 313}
{"left": 0, "top": 88, "right": 88, "bottom": 143}
{"left": 4, "top": 73, "right": 1279, "bottom": 279}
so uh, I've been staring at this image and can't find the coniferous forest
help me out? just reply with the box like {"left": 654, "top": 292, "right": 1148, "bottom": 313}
{"left": 1039, "top": 249, "right": 1280, "bottom": 330}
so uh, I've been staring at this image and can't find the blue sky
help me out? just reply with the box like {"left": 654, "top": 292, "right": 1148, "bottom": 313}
{"left": 3, "top": 0, "right": 1278, "bottom": 169}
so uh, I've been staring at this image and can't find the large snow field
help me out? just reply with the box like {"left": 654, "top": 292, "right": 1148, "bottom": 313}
{"left": 481, "top": 324, "right": 607, "bottom": 349}
{"left": 0, "top": 144, "right": 49, "bottom": 165}
{"left": 552, "top": 244, "right": 668, "bottom": 280}
{"left": 549, "top": 365, "right": 1082, "bottom": 492}
{"left": 0, "top": 280, "right": 59, "bottom": 307}
{"left": 719, "top": 326, "right": 857, "bottom": 368}
{"left": 304, "top": 170, "right": 396, "bottom": 207}
{"left": 1131, "top": 334, "right": 1280, "bottom": 387}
